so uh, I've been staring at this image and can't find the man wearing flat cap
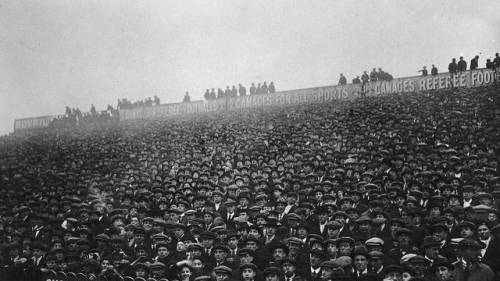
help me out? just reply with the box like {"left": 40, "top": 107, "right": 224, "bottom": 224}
{"left": 452, "top": 239, "right": 494, "bottom": 281}
{"left": 154, "top": 241, "right": 176, "bottom": 268}
{"left": 150, "top": 261, "right": 168, "bottom": 279}
{"left": 214, "top": 265, "right": 234, "bottom": 281}
{"left": 262, "top": 266, "right": 281, "bottom": 281}
{"left": 239, "top": 263, "right": 259, "bottom": 281}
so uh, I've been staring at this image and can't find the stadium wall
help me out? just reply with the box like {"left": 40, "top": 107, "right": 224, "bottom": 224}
{"left": 13, "top": 68, "right": 500, "bottom": 130}
{"left": 119, "top": 68, "right": 500, "bottom": 121}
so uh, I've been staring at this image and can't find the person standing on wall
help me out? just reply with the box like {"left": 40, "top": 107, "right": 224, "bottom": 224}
{"left": 486, "top": 59, "right": 495, "bottom": 69}
{"left": 210, "top": 88, "right": 216, "bottom": 100}
{"left": 361, "top": 71, "right": 370, "bottom": 93}
{"left": 183, "top": 92, "right": 191, "bottom": 103}
{"left": 448, "top": 58, "right": 457, "bottom": 73}
{"left": 262, "top": 82, "right": 269, "bottom": 94}
{"left": 238, "top": 84, "right": 247, "bottom": 97}
{"left": 457, "top": 56, "right": 467, "bottom": 71}
{"left": 470, "top": 55, "right": 479, "bottom": 70}
{"left": 250, "top": 83, "right": 257, "bottom": 95}
{"left": 448, "top": 58, "right": 458, "bottom": 88}
{"left": 338, "top": 73, "right": 347, "bottom": 85}
{"left": 370, "top": 68, "right": 378, "bottom": 82}
{"left": 231, "top": 85, "right": 238, "bottom": 97}
{"left": 431, "top": 64, "right": 438, "bottom": 76}
{"left": 268, "top": 82, "right": 276, "bottom": 93}
{"left": 418, "top": 66, "right": 428, "bottom": 76}
{"left": 494, "top": 53, "right": 500, "bottom": 68}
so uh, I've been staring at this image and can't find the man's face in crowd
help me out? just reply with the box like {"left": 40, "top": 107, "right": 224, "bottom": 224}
{"left": 226, "top": 204, "right": 236, "bottom": 213}
{"left": 265, "top": 226, "right": 276, "bottom": 236}
{"left": 326, "top": 243, "right": 337, "bottom": 257}
{"left": 310, "top": 254, "right": 322, "bottom": 267}
{"left": 153, "top": 223, "right": 163, "bottom": 233}
{"left": 338, "top": 242, "right": 352, "bottom": 256}
{"left": 191, "top": 258, "right": 204, "bottom": 272}
{"left": 32, "top": 248, "right": 44, "bottom": 258}
{"left": 240, "top": 198, "right": 249, "bottom": 206}
{"left": 246, "top": 241, "right": 257, "bottom": 251}
{"left": 370, "top": 257, "right": 383, "bottom": 271}
{"left": 265, "top": 273, "right": 279, "bottom": 281}
{"left": 448, "top": 197, "right": 460, "bottom": 207}
{"left": 135, "top": 268, "right": 147, "bottom": 278}
{"left": 397, "top": 234, "right": 411, "bottom": 247}
{"left": 297, "top": 227, "right": 308, "bottom": 239}
{"left": 318, "top": 213, "right": 328, "bottom": 223}
{"left": 354, "top": 254, "right": 368, "bottom": 272}
{"left": 386, "top": 271, "right": 403, "bottom": 281}
{"left": 460, "top": 227, "right": 474, "bottom": 238}
{"left": 143, "top": 221, "right": 153, "bottom": 231}
{"left": 201, "top": 238, "right": 215, "bottom": 249}
{"left": 46, "top": 259, "right": 57, "bottom": 269}
{"left": 248, "top": 229, "right": 261, "bottom": 238}
{"left": 311, "top": 242, "right": 323, "bottom": 251}
{"left": 227, "top": 237, "right": 238, "bottom": 249}
{"left": 320, "top": 267, "right": 333, "bottom": 280}
{"left": 334, "top": 215, "right": 346, "bottom": 225}
{"left": 157, "top": 246, "right": 169, "bottom": 257}
{"left": 174, "top": 228, "right": 184, "bottom": 238}
{"left": 239, "top": 212, "right": 249, "bottom": 221}
{"left": 477, "top": 225, "right": 490, "bottom": 240}
{"left": 242, "top": 268, "right": 256, "bottom": 280}
{"left": 282, "top": 262, "right": 296, "bottom": 276}
{"left": 275, "top": 202, "right": 286, "bottom": 213}
{"left": 358, "top": 222, "right": 371, "bottom": 233}
{"left": 488, "top": 212, "right": 498, "bottom": 222}
{"left": 272, "top": 248, "right": 286, "bottom": 261}
{"left": 341, "top": 201, "right": 352, "bottom": 210}
{"left": 213, "top": 249, "right": 227, "bottom": 262}
{"left": 216, "top": 272, "right": 230, "bottom": 281}
{"left": 256, "top": 217, "right": 267, "bottom": 226}
{"left": 213, "top": 194, "right": 222, "bottom": 203}
{"left": 435, "top": 266, "right": 452, "bottom": 281}
{"left": 203, "top": 213, "right": 213, "bottom": 225}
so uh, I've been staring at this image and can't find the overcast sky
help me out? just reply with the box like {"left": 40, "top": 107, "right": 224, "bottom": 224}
{"left": 1, "top": 0, "right": 499, "bottom": 136}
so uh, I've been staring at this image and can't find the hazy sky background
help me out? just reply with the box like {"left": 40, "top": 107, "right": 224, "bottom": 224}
{"left": 1, "top": 0, "right": 499, "bottom": 136}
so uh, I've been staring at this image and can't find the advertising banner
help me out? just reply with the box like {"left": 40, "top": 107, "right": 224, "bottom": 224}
{"left": 18, "top": 68, "right": 499, "bottom": 128}
{"left": 14, "top": 115, "right": 61, "bottom": 131}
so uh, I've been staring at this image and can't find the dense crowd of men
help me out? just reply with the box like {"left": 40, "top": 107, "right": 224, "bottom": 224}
{"left": 204, "top": 82, "right": 276, "bottom": 100}
{"left": 1, "top": 79, "right": 500, "bottom": 281}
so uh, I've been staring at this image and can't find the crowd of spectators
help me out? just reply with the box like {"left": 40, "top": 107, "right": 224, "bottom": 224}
{"left": 447, "top": 53, "right": 500, "bottom": 74}
{"left": 118, "top": 96, "right": 161, "bottom": 110}
{"left": 50, "top": 105, "right": 118, "bottom": 129}
{"left": 343, "top": 69, "right": 394, "bottom": 86}
{"left": 1, "top": 78, "right": 500, "bottom": 281}
{"left": 204, "top": 82, "right": 276, "bottom": 100}
{"left": 49, "top": 94, "right": 164, "bottom": 129}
